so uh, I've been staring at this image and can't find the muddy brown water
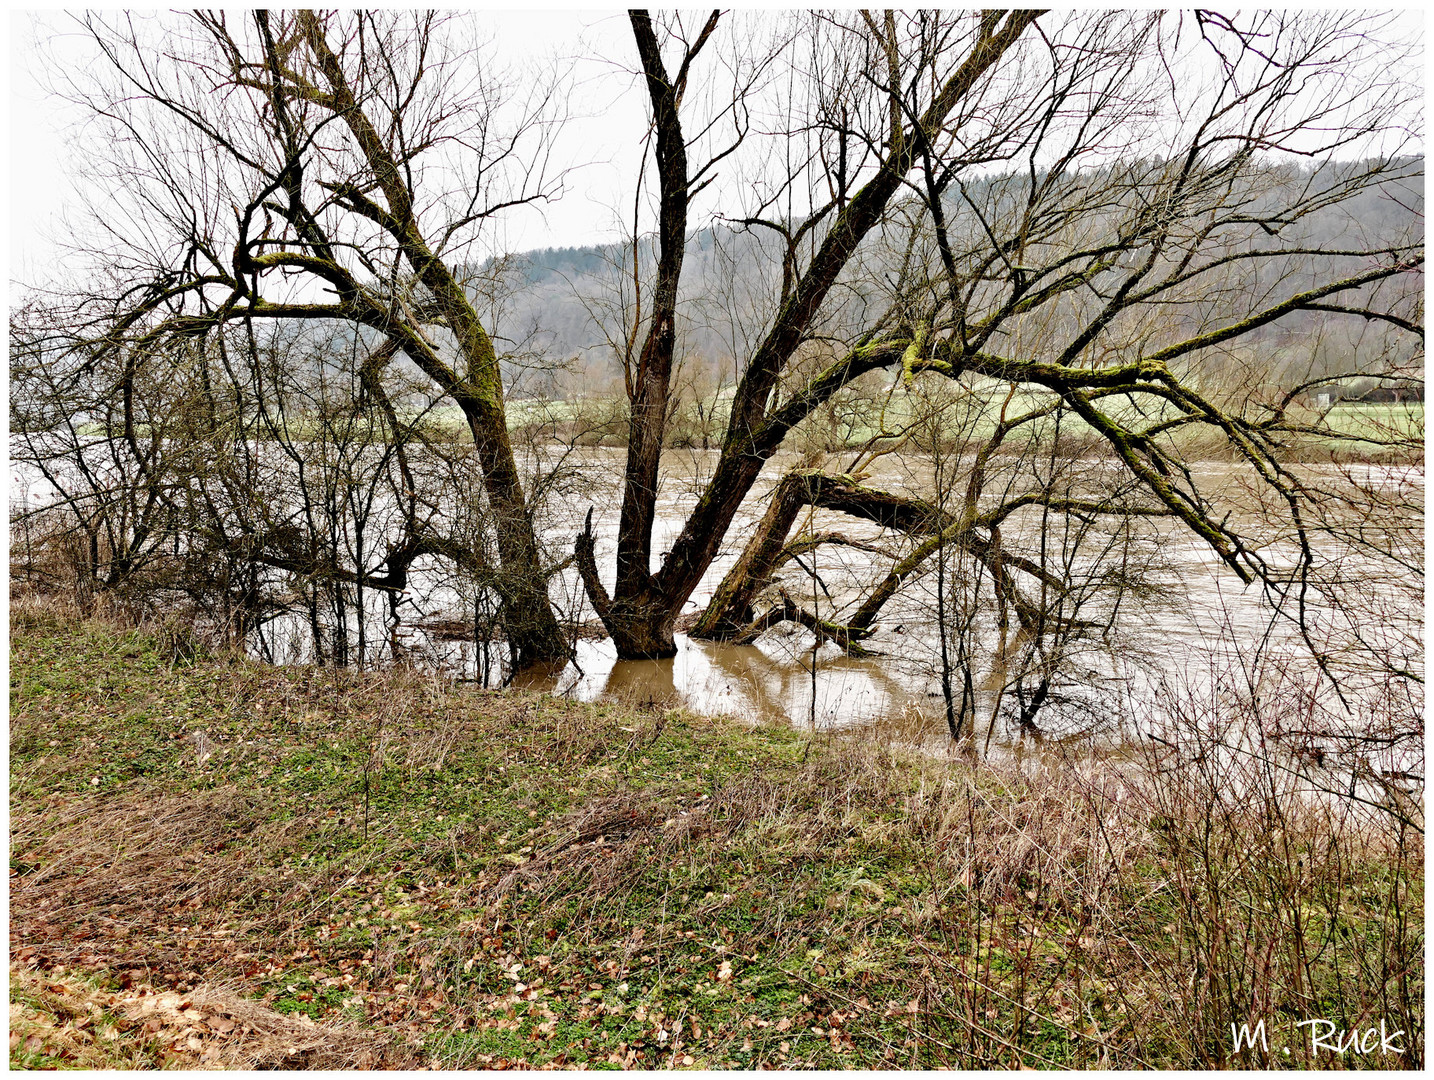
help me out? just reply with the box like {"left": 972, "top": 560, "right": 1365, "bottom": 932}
{"left": 12, "top": 445, "right": 1422, "bottom": 764}
{"left": 415, "top": 448, "right": 1421, "bottom": 762}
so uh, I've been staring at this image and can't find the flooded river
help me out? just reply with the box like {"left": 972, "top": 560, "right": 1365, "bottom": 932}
{"left": 12, "top": 444, "right": 1422, "bottom": 764}
{"left": 406, "top": 448, "right": 1421, "bottom": 759}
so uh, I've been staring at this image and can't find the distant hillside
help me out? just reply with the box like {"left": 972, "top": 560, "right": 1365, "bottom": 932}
{"left": 469, "top": 158, "right": 1422, "bottom": 399}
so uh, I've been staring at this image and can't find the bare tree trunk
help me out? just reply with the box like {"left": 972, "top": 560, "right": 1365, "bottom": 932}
{"left": 690, "top": 471, "right": 813, "bottom": 639}
{"left": 456, "top": 397, "right": 567, "bottom": 668}
{"left": 579, "top": 11, "right": 1042, "bottom": 658}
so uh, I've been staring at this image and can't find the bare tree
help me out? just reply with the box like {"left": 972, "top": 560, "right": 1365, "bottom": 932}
{"left": 577, "top": 8, "right": 1045, "bottom": 656}
{"left": 574, "top": 9, "right": 1421, "bottom": 677}
{"left": 13, "top": 8, "right": 1421, "bottom": 697}
{"left": 30, "top": 9, "right": 573, "bottom": 667}
{"left": 11, "top": 300, "right": 504, "bottom": 671}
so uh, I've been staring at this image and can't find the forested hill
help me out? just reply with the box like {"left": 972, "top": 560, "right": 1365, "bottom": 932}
{"left": 477, "top": 157, "right": 1422, "bottom": 398}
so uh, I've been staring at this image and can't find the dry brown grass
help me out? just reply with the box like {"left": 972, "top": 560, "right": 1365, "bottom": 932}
{"left": 9, "top": 964, "right": 394, "bottom": 1069}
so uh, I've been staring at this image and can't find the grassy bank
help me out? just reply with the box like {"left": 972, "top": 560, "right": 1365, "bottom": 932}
{"left": 9, "top": 601, "right": 1422, "bottom": 1069}
{"left": 376, "top": 395, "right": 1424, "bottom": 460}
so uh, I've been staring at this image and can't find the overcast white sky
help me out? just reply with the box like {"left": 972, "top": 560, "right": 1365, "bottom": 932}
{"left": 6, "top": 5, "right": 1426, "bottom": 293}
{"left": 8, "top": 8, "right": 656, "bottom": 288}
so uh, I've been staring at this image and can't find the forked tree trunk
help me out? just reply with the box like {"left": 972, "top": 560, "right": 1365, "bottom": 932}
{"left": 578, "top": 12, "right": 1042, "bottom": 659}
{"left": 575, "top": 10, "right": 718, "bottom": 660}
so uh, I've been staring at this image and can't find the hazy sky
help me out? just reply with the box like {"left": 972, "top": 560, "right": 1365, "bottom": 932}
{"left": 7, "top": 6, "right": 1425, "bottom": 292}
{"left": 9, "top": 8, "right": 653, "bottom": 286}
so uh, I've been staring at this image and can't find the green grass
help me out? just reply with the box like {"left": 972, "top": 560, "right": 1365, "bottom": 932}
{"left": 521, "top": 388, "right": 1423, "bottom": 461}
{"left": 1314, "top": 402, "right": 1424, "bottom": 448}
{"left": 94, "top": 387, "right": 1421, "bottom": 466}
{"left": 10, "top": 602, "right": 1423, "bottom": 1069}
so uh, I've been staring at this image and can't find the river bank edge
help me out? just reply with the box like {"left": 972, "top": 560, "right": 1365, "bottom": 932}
{"left": 9, "top": 596, "right": 1423, "bottom": 1069}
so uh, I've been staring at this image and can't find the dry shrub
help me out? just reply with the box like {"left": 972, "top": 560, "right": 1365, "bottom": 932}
{"left": 843, "top": 660, "right": 1421, "bottom": 1068}
{"left": 1112, "top": 670, "right": 1424, "bottom": 1067}
{"left": 9, "top": 579, "right": 222, "bottom": 666}
{"left": 10, "top": 583, "right": 109, "bottom": 631}
{"left": 9, "top": 506, "right": 106, "bottom": 607}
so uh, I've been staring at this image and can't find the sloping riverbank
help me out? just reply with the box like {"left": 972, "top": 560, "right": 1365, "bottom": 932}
{"left": 9, "top": 599, "right": 1422, "bottom": 1068}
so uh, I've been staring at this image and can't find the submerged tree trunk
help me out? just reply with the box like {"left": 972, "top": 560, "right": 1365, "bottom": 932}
{"left": 298, "top": 11, "right": 570, "bottom": 668}
{"left": 691, "top": 468, "right": 1056, "bottom": 650}
{"left": 577, "top": 11, "right": 1042, "bottom": 660}
{"left": 690, "top": 471, "right": 817, "bottom": 639}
